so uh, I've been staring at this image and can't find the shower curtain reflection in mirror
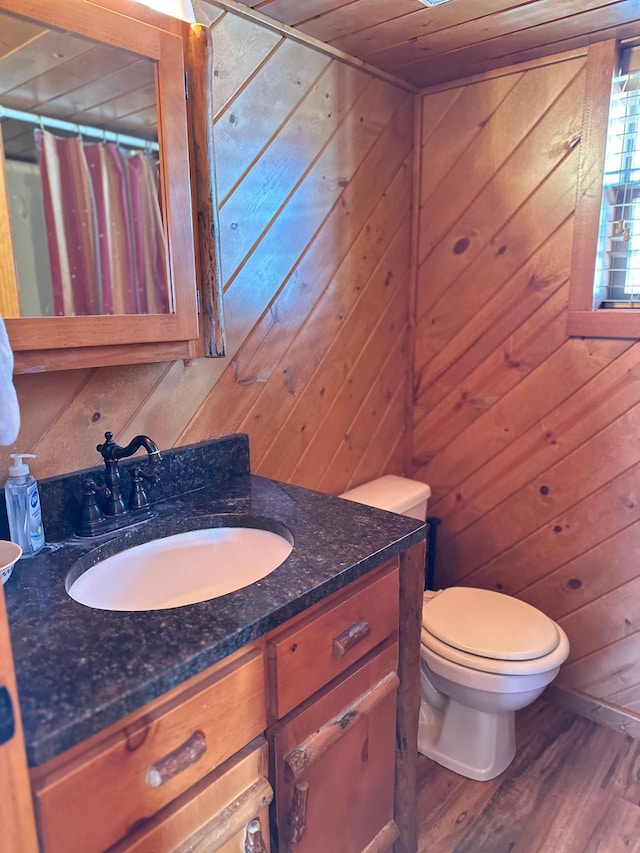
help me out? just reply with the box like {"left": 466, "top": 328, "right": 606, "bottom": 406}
{"left": 6, "top": 127, "right": 170, "bottom": 317}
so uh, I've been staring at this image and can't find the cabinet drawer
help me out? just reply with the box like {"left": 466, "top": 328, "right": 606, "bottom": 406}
{"left": 267, "top": 562, "right": 399, "bottom": 718}
{"left": 113, "top": 738, "right": 272, "bottom": 853}
{"left": 33, "top": 645, "right": 267, "bottom": 853}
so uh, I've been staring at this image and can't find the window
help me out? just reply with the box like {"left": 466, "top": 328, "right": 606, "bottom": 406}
{"left": 596, "top": 65, "right": 640, "bottom": 305}
{"left": 567, "top": 40, "right": 640, "bottom": 338}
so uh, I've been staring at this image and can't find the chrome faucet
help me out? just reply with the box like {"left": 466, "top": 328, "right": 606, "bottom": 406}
{"left": 96, "top": 432, "right": 162, "bottom": 516}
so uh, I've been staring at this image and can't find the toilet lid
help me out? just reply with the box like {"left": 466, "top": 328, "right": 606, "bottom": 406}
{"left": 422, "top": 587, "right": 560, "bottom": 660}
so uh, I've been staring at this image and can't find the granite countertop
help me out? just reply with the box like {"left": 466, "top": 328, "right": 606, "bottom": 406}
{"left": 2, "top": 436, "right": 425, "bottom": 767}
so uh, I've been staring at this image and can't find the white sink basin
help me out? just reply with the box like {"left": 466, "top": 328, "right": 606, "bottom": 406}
{"left": 68, "top": 526, "right": 293, "bottom": 611}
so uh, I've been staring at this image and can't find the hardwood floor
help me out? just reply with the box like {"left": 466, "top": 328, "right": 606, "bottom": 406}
{"left": 417, "top": 699, "right": 640, "bottom": 852}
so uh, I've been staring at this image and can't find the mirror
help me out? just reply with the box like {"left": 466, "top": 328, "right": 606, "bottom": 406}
{"left": 0, "top": 0, "right": 203, "bottom": 369}
{"left": 0, "top": 12, "right": 169, "bottom": 318}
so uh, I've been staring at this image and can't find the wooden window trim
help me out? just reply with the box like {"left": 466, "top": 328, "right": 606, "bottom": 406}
{"left": 566, "top": 39, "right": 640, "bottom": 338}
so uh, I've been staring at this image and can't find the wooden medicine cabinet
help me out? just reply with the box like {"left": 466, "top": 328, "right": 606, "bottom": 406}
{"left": 0, "top": 0, "right": 203, "bottom": 372}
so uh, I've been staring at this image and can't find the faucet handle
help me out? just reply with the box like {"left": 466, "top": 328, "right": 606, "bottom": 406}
{"left": 82, "top": 477, "right": 111, "bottom": 497}
{"left": 77, "top": 478, "right": 111, "bottom": 536}
{"left": 131, "top": 465, "right": 160, "bottom": 485}
{"left": 129, "top": 465, "right": 160, "bottom": 512}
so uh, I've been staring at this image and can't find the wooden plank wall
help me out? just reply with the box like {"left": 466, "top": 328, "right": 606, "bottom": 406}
{"left": 413, "top": 49, "right": 640, "bottom": 718}
{"left": 9, "top": 4, "right": 414, "bottom": 499}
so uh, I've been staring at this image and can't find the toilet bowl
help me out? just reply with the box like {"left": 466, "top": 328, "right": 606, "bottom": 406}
{"left": 419, "top": 586, "right": 569, "bottom": 780}
{"left": 340, "top": 476, "right": 570, "bottom": 782}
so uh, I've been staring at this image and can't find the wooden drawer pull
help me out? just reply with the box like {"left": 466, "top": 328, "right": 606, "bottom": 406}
{"left": 332, "top": 619, "right": 371, "bottom": 658}
{"left": 284, "top": 670, "right": 399, "bottom": 780}
{"left": 146, "top": 730, "right": 207, "bottom": 788}
{"left": 288, "top": 781, "right": 309, "bottom": 847}
{"left": 245, "top": 817, "right": 268, "bottom": 853}
{"left": 175, "top": 777, "right": 273, "bottom": 852}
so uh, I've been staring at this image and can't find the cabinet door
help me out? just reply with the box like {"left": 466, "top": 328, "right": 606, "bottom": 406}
{"left": 268, "top": 642, "right": 399, "bottom": 853}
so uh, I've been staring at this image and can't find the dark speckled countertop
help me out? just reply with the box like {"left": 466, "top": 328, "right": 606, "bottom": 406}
{"left": 1, "top": 434, "right": 425, "bottom": 767}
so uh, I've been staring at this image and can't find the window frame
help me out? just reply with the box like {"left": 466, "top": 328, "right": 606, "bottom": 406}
{"left": 567, "top": 38, "right": 640, "bottom": 338}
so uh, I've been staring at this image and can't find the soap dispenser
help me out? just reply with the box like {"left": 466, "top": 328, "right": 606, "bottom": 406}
{"left": 4, "top": 453, "right": 45, "bottom": 557}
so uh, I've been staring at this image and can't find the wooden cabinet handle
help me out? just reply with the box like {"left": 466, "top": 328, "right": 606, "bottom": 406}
{"left": 146, "top": 730, "right": 207, "bottom": 788}
{"left": 245, "top": 817, "right": 268, "bottom": 853}
{"left": 332, "top": 619, "right": 371, "bottom": 658}
{"left": 288, "top": 781, "right": 309, "bottom": 847}
{"left": 175, "top": 777, "right": 273, "bottom": 852}
{"left": 284, "top": 671, "right": 399, "bottom": 780}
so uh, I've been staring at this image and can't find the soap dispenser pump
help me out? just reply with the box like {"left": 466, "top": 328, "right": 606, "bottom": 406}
{"left": 4, "top": 453, "right": 45, "bottom": 557}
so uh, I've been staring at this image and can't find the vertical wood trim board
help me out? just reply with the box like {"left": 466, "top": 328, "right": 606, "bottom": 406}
{"left": 11, "top": 5, "right": 414, "bottom": 504}
{"left": 412, "top": 47, "right": 640, "bottom": 717}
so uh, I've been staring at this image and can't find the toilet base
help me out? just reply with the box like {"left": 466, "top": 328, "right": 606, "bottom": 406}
{"left": 417, "top": 695, "right": 516, "bottom": 781}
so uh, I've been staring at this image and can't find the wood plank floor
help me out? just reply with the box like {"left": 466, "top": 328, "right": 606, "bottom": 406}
{"left": 417, "top": 699, "right": 640, "bottom": 852}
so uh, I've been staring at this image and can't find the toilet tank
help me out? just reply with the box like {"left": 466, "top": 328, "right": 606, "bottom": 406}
{"left": 340, "top": 475, "right": 431, "bottom": 521}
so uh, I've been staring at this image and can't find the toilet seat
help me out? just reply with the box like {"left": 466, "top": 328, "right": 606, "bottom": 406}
{"left": 422, "top": 587, "right": 570, "bottom": 676}
{"left": 421, "top": 624, "right": 570, "bottom": 676}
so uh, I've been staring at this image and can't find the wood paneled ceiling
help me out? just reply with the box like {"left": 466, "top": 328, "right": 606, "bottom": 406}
{"left": 242, "top": 0, "right": 640, "bottom": 87}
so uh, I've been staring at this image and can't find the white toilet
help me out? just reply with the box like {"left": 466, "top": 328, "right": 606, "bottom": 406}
{"left": 340, "top": 475, "right": 570, "bottom": 782}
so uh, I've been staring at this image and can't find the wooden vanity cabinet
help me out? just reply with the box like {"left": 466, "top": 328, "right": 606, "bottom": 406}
{"left": 26, "top": 559, "right": 403, "bottom": 852}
